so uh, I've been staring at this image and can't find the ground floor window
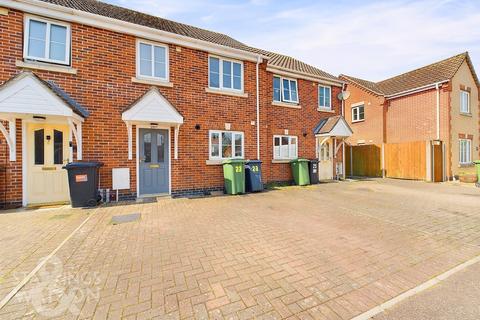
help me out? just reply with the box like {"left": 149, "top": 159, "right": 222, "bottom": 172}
{"left": 273, "top": 135, "right": 297, "bottom": 159}
{"left": 209, "top": 130, "right": 244, "bottom": 160}
{"left": 459, "top": 139, "right": 472, "bottom": 164}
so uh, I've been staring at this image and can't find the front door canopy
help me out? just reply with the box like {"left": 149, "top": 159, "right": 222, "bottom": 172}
{"left": 313, "top": 115, "right": 353, "bottom": 138}
{"left": 122, "top": 87, "right": 183, "bottom": 124}
{"left": 122, "top": 88, "right": 183, "bottom": 160}
{"left": 0, "top": 72, "right": 87, "bottom": 161}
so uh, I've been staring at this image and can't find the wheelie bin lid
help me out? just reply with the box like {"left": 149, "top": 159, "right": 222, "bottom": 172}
{"left": 290, "top": 158, "right": 309, "bottom": 163}
{"left": 245, "top": 160, "right": 262, "bottom": 164}
{"left": 222, "top": 159, "right": 246, "bottom": 165}
{"left": 63, "top": 161, "right": 104, "bottom": 169}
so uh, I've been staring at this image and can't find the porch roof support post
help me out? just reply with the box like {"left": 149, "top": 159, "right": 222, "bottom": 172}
{"left": 126, "top": 121, "right": 132, "bottom": 160}
{"left": 174, "top": 125, "right": 179, "bottom": 160}
{"left": 68, "top": 118, "right": 82, "bottom": 160}
{"left": 342, "top": 138, "right": 346, "bottom": 180}
{"left": 0, "top": 120, "right": 15, "bottom": 161}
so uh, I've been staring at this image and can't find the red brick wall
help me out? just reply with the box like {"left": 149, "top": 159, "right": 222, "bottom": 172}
{"left": 263, "top": 77, "right": 343, "bottom": 182}
{"left": 343, "top": 82, "right": 385, "bottom": 146}
{"left": 0, "top": 9, "right": 343, "bottom": 205}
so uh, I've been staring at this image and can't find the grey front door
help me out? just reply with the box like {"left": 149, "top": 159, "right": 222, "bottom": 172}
{"left": 139, "top": 128, "right": 169, "bottom": 195}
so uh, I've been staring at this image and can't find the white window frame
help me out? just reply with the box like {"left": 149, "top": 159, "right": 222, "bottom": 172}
{"left": 208, "top": 55, "right": 244, "bottom": 92}
{"left": 460, "top": 90, "right": 470, "bottom": 114}
{"left": 23, "top": 15, "right": 71, "bottom": 65}
{"left": 351, "top": 102, "right": 365, "bottom": 123}
{"left": 318, "top": 85, "right": 332, "bottom": 109}
{"left": 273, "top": 76, "right": 299, "bottom": 104}
{"left": 136, "top": 39, "right": 169, "bottom": 82}
{"left": 459, "top": 138, "right": 472, "bottom": 164}
{"left": 273, "top": 135, "right": 298, "bottom": 160}
{"left": 209, "top": 130, "right": 244, "bottom": 160}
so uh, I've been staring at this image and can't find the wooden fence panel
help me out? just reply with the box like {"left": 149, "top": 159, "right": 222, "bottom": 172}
{"left": 346, "top": 145, "right": 382, "bottom": 177}
{"left": 384, "top": 141, "right": 426, "bottom": 180}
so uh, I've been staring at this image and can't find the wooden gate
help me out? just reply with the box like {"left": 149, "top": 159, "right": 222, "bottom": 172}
{"left": 346, "top": 144, "right": 382, "bottom": 177}
{"left": 384, "top": 141, "right": 426, "bottom": 180}
{"left": 432, "top": 141, "right": 444, "bottom": 182}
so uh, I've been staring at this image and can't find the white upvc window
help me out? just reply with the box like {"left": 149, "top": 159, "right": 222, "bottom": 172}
{"left": 24, "top": 16, "right": 71, "bottom": 65}
{"left": 318, "top": 85, "right": 331, "bottom": 109}
{"left": 459, "top": 139, "right": 472, "bottom": 164}
{"left": 351, "top": 103, "right": 365, "bottom": 122}
{"left": 273, "top": 135, "right": 298, "bottom": 160}
{"left": 460, "top": 90, "right": 470, "bottom": 114}
{"left": 209, "top": 130, "right": 244, "bottom": 160}
{"left": 273, "top": 76, "right": 298, "bottom": 103}
{"left": 136, "top": 40, "right": 169, "bottom": 81}
{"left": 208, "top": 56, "right": 243, "bottom": 92}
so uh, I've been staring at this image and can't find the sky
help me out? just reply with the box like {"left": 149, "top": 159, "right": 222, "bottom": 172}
{"left": 109, "top": 0, "right": 480, "bottom": 81}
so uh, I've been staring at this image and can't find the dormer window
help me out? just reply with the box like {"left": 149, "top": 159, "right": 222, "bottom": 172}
{"left": 24, "top": 16, "right": 71, "bottom": 65}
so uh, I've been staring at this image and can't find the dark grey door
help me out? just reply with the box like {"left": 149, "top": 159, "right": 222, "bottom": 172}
{"left": 139, "top": 129, "right": 169, "bottom": 195}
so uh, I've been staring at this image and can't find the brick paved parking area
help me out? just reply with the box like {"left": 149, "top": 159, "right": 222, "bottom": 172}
{"left": 0, "top": 179, "right": 479, "bottom": 319}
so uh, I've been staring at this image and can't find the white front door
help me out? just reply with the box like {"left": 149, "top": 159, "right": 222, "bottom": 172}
{"left": 26, "top": 123, "right": 70, "bottom": 205}
{"left": 319, "top": 139, "right": 333, "bottom": 180}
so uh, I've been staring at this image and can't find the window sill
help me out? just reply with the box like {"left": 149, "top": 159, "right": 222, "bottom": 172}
{"left": 16, "top": 60, "right": 77, "bottom": 75}
{"left": 352, "top": 119, "right": 365, "bottom": 124}
{"left": 272, "top": 159, "right": 293, "bottom": 164}
{"left": 272, "top": 101, "right": 301, "bottom": 109}
{"left": 206, "top": 160, "right": 223, "bottom": 165}
{"left": 205, "top": 88, "right": 248, "bottom": 98}
{"left": 317, "top": 107, "right": 334, "bottom": 113}
{"left": 460, "top": 112, "right": 472, "bottom": 117}
{"left": 131, "top": 77, "right": 173, "bottom": 87}
{"left": 459, "top": 163, "right": 474, "bottom": 168}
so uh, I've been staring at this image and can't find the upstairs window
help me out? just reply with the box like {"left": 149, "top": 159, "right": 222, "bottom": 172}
{"left": 318, "top": 85, "right": 331, "bottom": 109}
{"left": 209, "top": 57, "right": 243, "bottom": 91}
{"left": 460, "top": 90, "right": 470, "bottom": 114}
{"left": 24, "top": 17, "right": 71, "bottom": 65}
{"left": 273, "top": 76, "right": 298, "bottom": 103}
{"left": 209, "top": 130, "right": 244, "bottom": 160}
{"left": 352, "top": 104, "right": 365, "bottom": 122}
{"left": 273, "top": 135, "right": 298, "bottom": 160}
{"left": 137, "top": 40, "right": 168, "bottom": 81}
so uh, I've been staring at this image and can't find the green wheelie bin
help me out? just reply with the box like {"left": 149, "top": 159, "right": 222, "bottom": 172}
{"left": 222, "top": 159, "right": 246, "bottom": 194}
{"left": 474, "top": 160, "right": 480, "bottom": 187}
{"left": 290, "top": 159, "right": 310, "bottom": 186}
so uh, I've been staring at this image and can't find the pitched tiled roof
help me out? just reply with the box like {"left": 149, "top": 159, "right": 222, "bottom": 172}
{"left": 40, "top": 0, "right": 250, "bottom": 51}
{"left": 38, "top": 0, "right": 340, "bottom": 83}
{"left": 341, "top": 52, "right": 479, "bottom": 97}
{"left": 247, "top": 48, "right": 340, "bottom": 83}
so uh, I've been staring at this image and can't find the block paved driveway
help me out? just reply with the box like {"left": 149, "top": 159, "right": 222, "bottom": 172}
{"left": 0, "top": 179, "right": 479, "bottom": 319}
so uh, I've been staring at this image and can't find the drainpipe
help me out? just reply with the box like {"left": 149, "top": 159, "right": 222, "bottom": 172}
{"left": 256, "top": 55, "right": 261, "bottom": 160}
{"left": 435, "top": 82, "right": 440, "bottom": 140}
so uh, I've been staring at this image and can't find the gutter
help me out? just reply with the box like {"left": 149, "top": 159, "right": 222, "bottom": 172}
{"left": 2, "top": 0, "right": 268, "bottom": 62}
{"left": 385, "top": 80, "right": 449, "bottom": 100}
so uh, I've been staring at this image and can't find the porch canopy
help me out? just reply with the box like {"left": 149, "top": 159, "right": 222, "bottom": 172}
{"left": 313, "top": 115, "right": 353, "bottom": 155}
{"left": 122, "top": 87, "right": 184, "bottom": 160}
{"left": 0, "top": 72, "right": 88, "bottom": 161}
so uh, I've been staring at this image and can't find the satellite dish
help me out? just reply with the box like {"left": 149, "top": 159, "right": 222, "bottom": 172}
{"left": 337, "top": 91, "right": 350, "bottom": 101}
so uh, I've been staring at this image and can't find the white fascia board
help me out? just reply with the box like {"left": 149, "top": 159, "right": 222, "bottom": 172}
{"left": 385, "top": 80, "right": 449, "bottom": 100}
{"left": 267, "top": 66, "right": 344, "bottom": 87}
{"left": 1, "top": 0, "right": 266, "bottom": 63}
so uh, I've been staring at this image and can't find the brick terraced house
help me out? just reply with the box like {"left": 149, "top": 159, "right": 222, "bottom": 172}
{"left": 340, "top": 53, "right": 480, "bottom": 181}
{"left": 0, "top": 0, "right": 351, "bottom": 208}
